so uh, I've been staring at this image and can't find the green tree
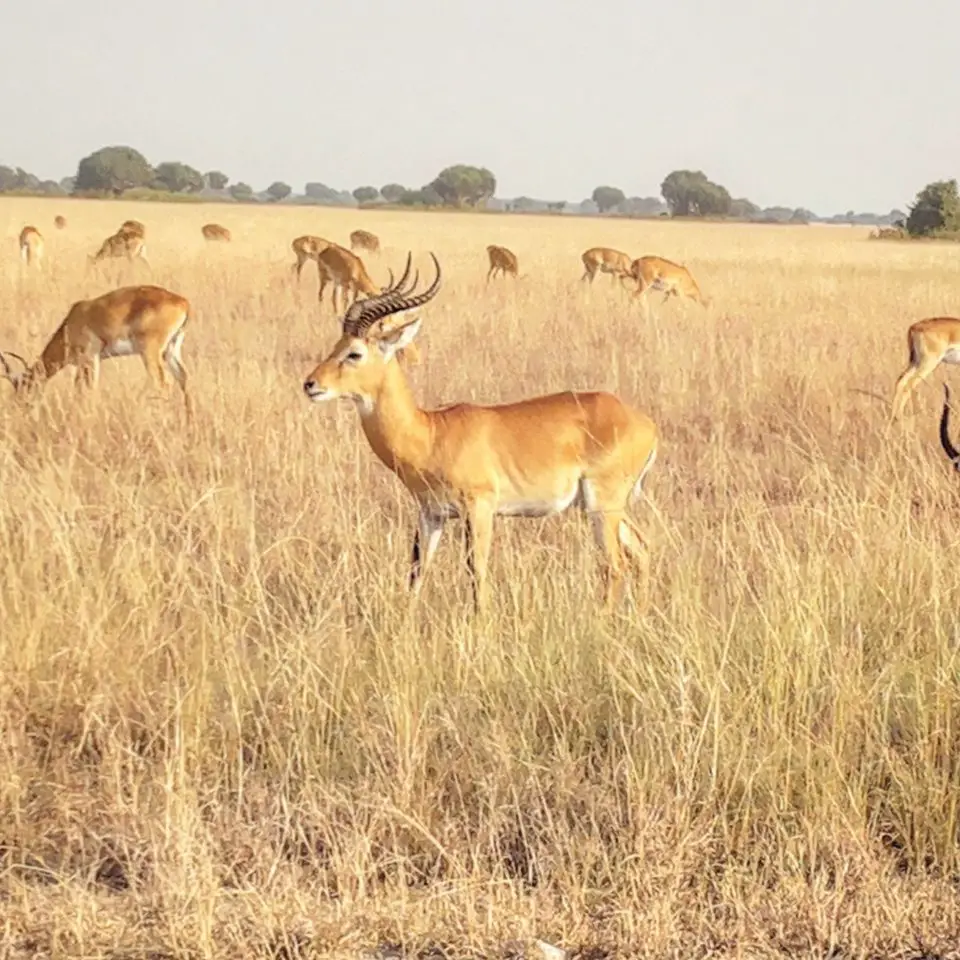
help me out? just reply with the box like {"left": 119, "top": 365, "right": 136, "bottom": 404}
{"left": 729, "top": 197, "right": 760, "bottom": 219}
{"left": 592, "top": 185, "right": 625, "bottom": 212}
{"left": 661, "top": 169, "right": 732, "bottom": 217}
{"left": 230, "top": 182, "right": 255, "bottom": 202}
{"left": 905, "top": 179, "right": 960, "bottom": 236}
{"left": 205, "top": 170, "right": 229, "bottom": 190}
{"left": 399, "top": 184, "right": 443, "bottom": 206}
{"left": 353, "top": 185, "right": 380, "bottom": 204}
{"left": 265, "top": 181, "right": 292, "bottom": 202}
{"left": 153, "top": 161, "right": 204, "bottom": 193}
{"left": 381, "top": 182, "right": 405, "bottom": 202}
{"left": 75, "top": 145, "right": 153, "bottom": 195}
{"left": 429, "top": 164, "right": 496, "bottom": 206}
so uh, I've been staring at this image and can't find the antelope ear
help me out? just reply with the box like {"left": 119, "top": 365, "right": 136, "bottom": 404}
{"left": 376, "top": 314, "right": 422, "bottom": 360}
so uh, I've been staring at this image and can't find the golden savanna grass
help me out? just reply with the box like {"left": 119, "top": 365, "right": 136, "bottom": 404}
{"left": 2, "top": 196, "right": 960, "bottom": 959}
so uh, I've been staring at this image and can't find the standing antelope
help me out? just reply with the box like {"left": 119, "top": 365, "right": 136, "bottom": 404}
{"left": 350, "top": 229, "right": 381, "bottom": 254}
{"left": 486, "top": 244, "right": 519, "bottom": 281}
{"left": 0, "top": 285, "right": 191, "bottom": 417}
{"left": 88, "top": 228, "right": 149, "bottom": 270}
{"left": 631, "top": 255, "right": 710, "bottom": 319}
{"left": 54, "top": 215, "right": 67, "bottom": 230}
{"left": 891, "top": 317, "right": 960, "bottom": 420}
{"left": 202, "top": 223, "right": 232, "bottom": 242}
{"left": 291, "top": 235, "right": 333, "bottom": 279}
{"left": 581, "top": 247, "right": 634, "bottom": 285}
{"left": 302, "top": 252, "right": 659, "bottom": 613}
{"left": 19, "top": 226, "right": 44, "bottom": 267}
{"left": 120, "top": 219, "right": 146, "bottom": 238}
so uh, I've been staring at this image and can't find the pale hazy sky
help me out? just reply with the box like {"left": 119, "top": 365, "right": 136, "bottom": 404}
{"left": 2, "top": 0, "right": 957, "bottom": 214}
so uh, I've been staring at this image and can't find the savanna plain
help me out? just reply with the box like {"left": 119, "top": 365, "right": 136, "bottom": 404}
{"left": 2, "top": 197, "right": 960, "bottom": 959}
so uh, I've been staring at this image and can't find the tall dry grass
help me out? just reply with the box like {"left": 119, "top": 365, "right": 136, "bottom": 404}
{"left": 2, "top": 197, "right": 960, "bottom": 958}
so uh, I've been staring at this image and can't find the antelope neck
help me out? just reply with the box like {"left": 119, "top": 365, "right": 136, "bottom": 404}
{"left": 357, "top": 359, "right": 433, "bottom": 469}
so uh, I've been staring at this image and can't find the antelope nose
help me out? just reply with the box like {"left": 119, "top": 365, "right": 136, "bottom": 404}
{"left": 303, "top": 380, "right": 315, "bottom": 394}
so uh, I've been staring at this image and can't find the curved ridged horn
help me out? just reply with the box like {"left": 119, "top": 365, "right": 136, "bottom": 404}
{"left": 344, "top": 252, "right": 414, "bottom": 332}
{"left": 0, "top": 351, "right": 29, "bottom": 380}
{"left": 344, "top": 252, "right": 441, "bottom": 335}
{"left": 940, "top": 384, "right": 960, "bottom": 470}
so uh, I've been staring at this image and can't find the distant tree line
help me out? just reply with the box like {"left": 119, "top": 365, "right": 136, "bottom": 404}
{"left": 0, "top": 144, "right": 912, "bottom": 227}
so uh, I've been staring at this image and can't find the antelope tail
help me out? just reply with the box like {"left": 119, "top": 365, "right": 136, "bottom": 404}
{"left": 939, "top": 384, "right": 960, "bottom": 470}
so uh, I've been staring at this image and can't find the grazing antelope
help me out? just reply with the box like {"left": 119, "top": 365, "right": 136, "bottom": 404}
{"left": 891, "top": 317, "right": 960, "bottom": 420}
{"left": 581, "top": 247, "right": 634, "bottom": 285}
{"left": 631, "top": 255, "right": 710, "bottom": 318}
{"left": 486, "top": 244, "right": 519, "bottom": 281}
{"left": 291, "top": 235, "right": 333, "bottom": 279}
{"left": 19, "top": 226, "right": 44, "bottom": 267}
{"left": 939, "top": 384, "right": 960, "bottom": 470}
{"left": 88, "top": 228, "right": 149, "bottom": 270}
{"left": 350, "top": 229, "right": 380, "bottom": 254}
{"left": 0, "top": 285, "right": 191, "bottom": 417}
{"left": 302, "top": 253, "right": 659, "bottom": 613}
{"left": 315, "top": 244, "right": 382, "bottom": 314}
{"left": 54, "top": 215, "right": 67, "bottom": 230}
{"left": 201, "top": 223, "right": 232, "bottom": 242}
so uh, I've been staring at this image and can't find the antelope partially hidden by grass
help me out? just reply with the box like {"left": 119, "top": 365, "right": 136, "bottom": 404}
{"left": 891, "top": 317, "right": 960, "bottom": 420}
{"left": 0, "top": 285, "right": 192, "bottom": 418}
{"left": 302, "top": 252, "right": 658, "bottom": 613}
{"left": 202, "top": 223, "right": 231, "bottom": 242}
{"left": 19, "top": 226, "right": 44, "bottom": 268}
{"left": 88, "top": 227, "right": 149, "bottom": 271}
{"left": 350, "top": 229, "right": 381, "bottom": 254}
{"left": 581, "top": 247, "right": 634, "bottom": 286}
{"left": 631, "top": 255, "right": 710, "bottom": 319}
{"left": 486, "top": 244, "right": 519, "bottom": 281}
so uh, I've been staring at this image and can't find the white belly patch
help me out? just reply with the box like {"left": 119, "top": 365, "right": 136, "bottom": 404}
{"left": 496, "top": 484, "right": 580, "bottom": 518}
{"left": 100, "top": 338, "right": 138, "bottom": 359}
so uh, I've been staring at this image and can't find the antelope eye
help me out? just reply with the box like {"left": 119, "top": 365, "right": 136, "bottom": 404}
{"left": 345, "top": 351, "right": 363, "bottom": 363}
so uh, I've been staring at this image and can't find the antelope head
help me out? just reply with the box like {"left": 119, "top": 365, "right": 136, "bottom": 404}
{"left": 303, "top": 252, "right": 441, "bottom": 408}
{"left": 0, "top": 351, "right": 38, "bottom": 394}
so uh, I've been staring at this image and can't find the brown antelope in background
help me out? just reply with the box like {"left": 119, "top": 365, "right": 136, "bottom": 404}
{"left": 202, "top": 223, "right": 232, "bottom": 242}
{"left": 350, "top": 229, "right": 381, "bottom": 254}
{"left": 302, "top": 252, "right": 658, "bottom": 613}
{"left": 54, "top": 215, "right": 67, "bottom": 230}
{"left": 120, "top": 219, "right": 146, "bottom": 238}
{"left": 19, "top": 226, "right": 44, "bottom": 268}
{"left": 315, "top": 244, "right": 382, "bottom": 313}
{"left": 88, "top": 228, "right": 149, "bottom": 270}
{"left": 291, "top": 235, "right": 333, "bottom": 279}
{"left": 581, "top": 247, "right": 634, "bottom": 285}
{"left": 486, "top": 244, "right": 519, "bottom": 281}
{"left": 891, "top": 317, "right": 960, "bottom": 420}
{"left": 631, "top": 255, "right": 710, "bottom": 319}
{"left": 0, "top": 285, "right": 192, "bottom": 417}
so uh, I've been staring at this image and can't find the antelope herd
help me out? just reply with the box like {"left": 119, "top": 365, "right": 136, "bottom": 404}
{"left": 5, "top": 211, "right": 960, "bottom": 613}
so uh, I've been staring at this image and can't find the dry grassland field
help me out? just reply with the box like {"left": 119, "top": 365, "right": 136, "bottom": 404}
{"left": 3, "top": 196, "right": 960, "bottom": 959}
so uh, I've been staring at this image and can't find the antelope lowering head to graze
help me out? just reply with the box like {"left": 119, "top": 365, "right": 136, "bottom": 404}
{"left": 201, "top": 223, "right": 232, "bottom": 242}
{"left": 302, "top": 252, "right": 659, "bottom": 614}
{"left": 0, "top": 285, "right": 191, "bottom": 418}
{"left": 88, "top": 228, "right": 149, "bottom": 271}
{"left": 581, "top": 247, "right": 634, "bottom": 285}
{"left": 54, "top": 215, "right": 67, "bottom": 230}
{"left": 19, "top": 226, "right": 44, "bottom": 268}
{"left": 631, "top": 255, "right": 711, "bottom": 319}
{"left": 486, "top": 244, "right": 519, "bottom": 281}
{"left": 291, "top": 235, "right": 333, "bottom": 279}
{"left": 891, "top": 317, "right": 960, "bottom": 420}
{"left": 350, "top": 229, "right": 380, "bottom": 254}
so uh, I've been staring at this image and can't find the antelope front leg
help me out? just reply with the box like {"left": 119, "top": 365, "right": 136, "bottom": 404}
{"left": 409, "top": 509, "right": 444, "bottom": 595}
